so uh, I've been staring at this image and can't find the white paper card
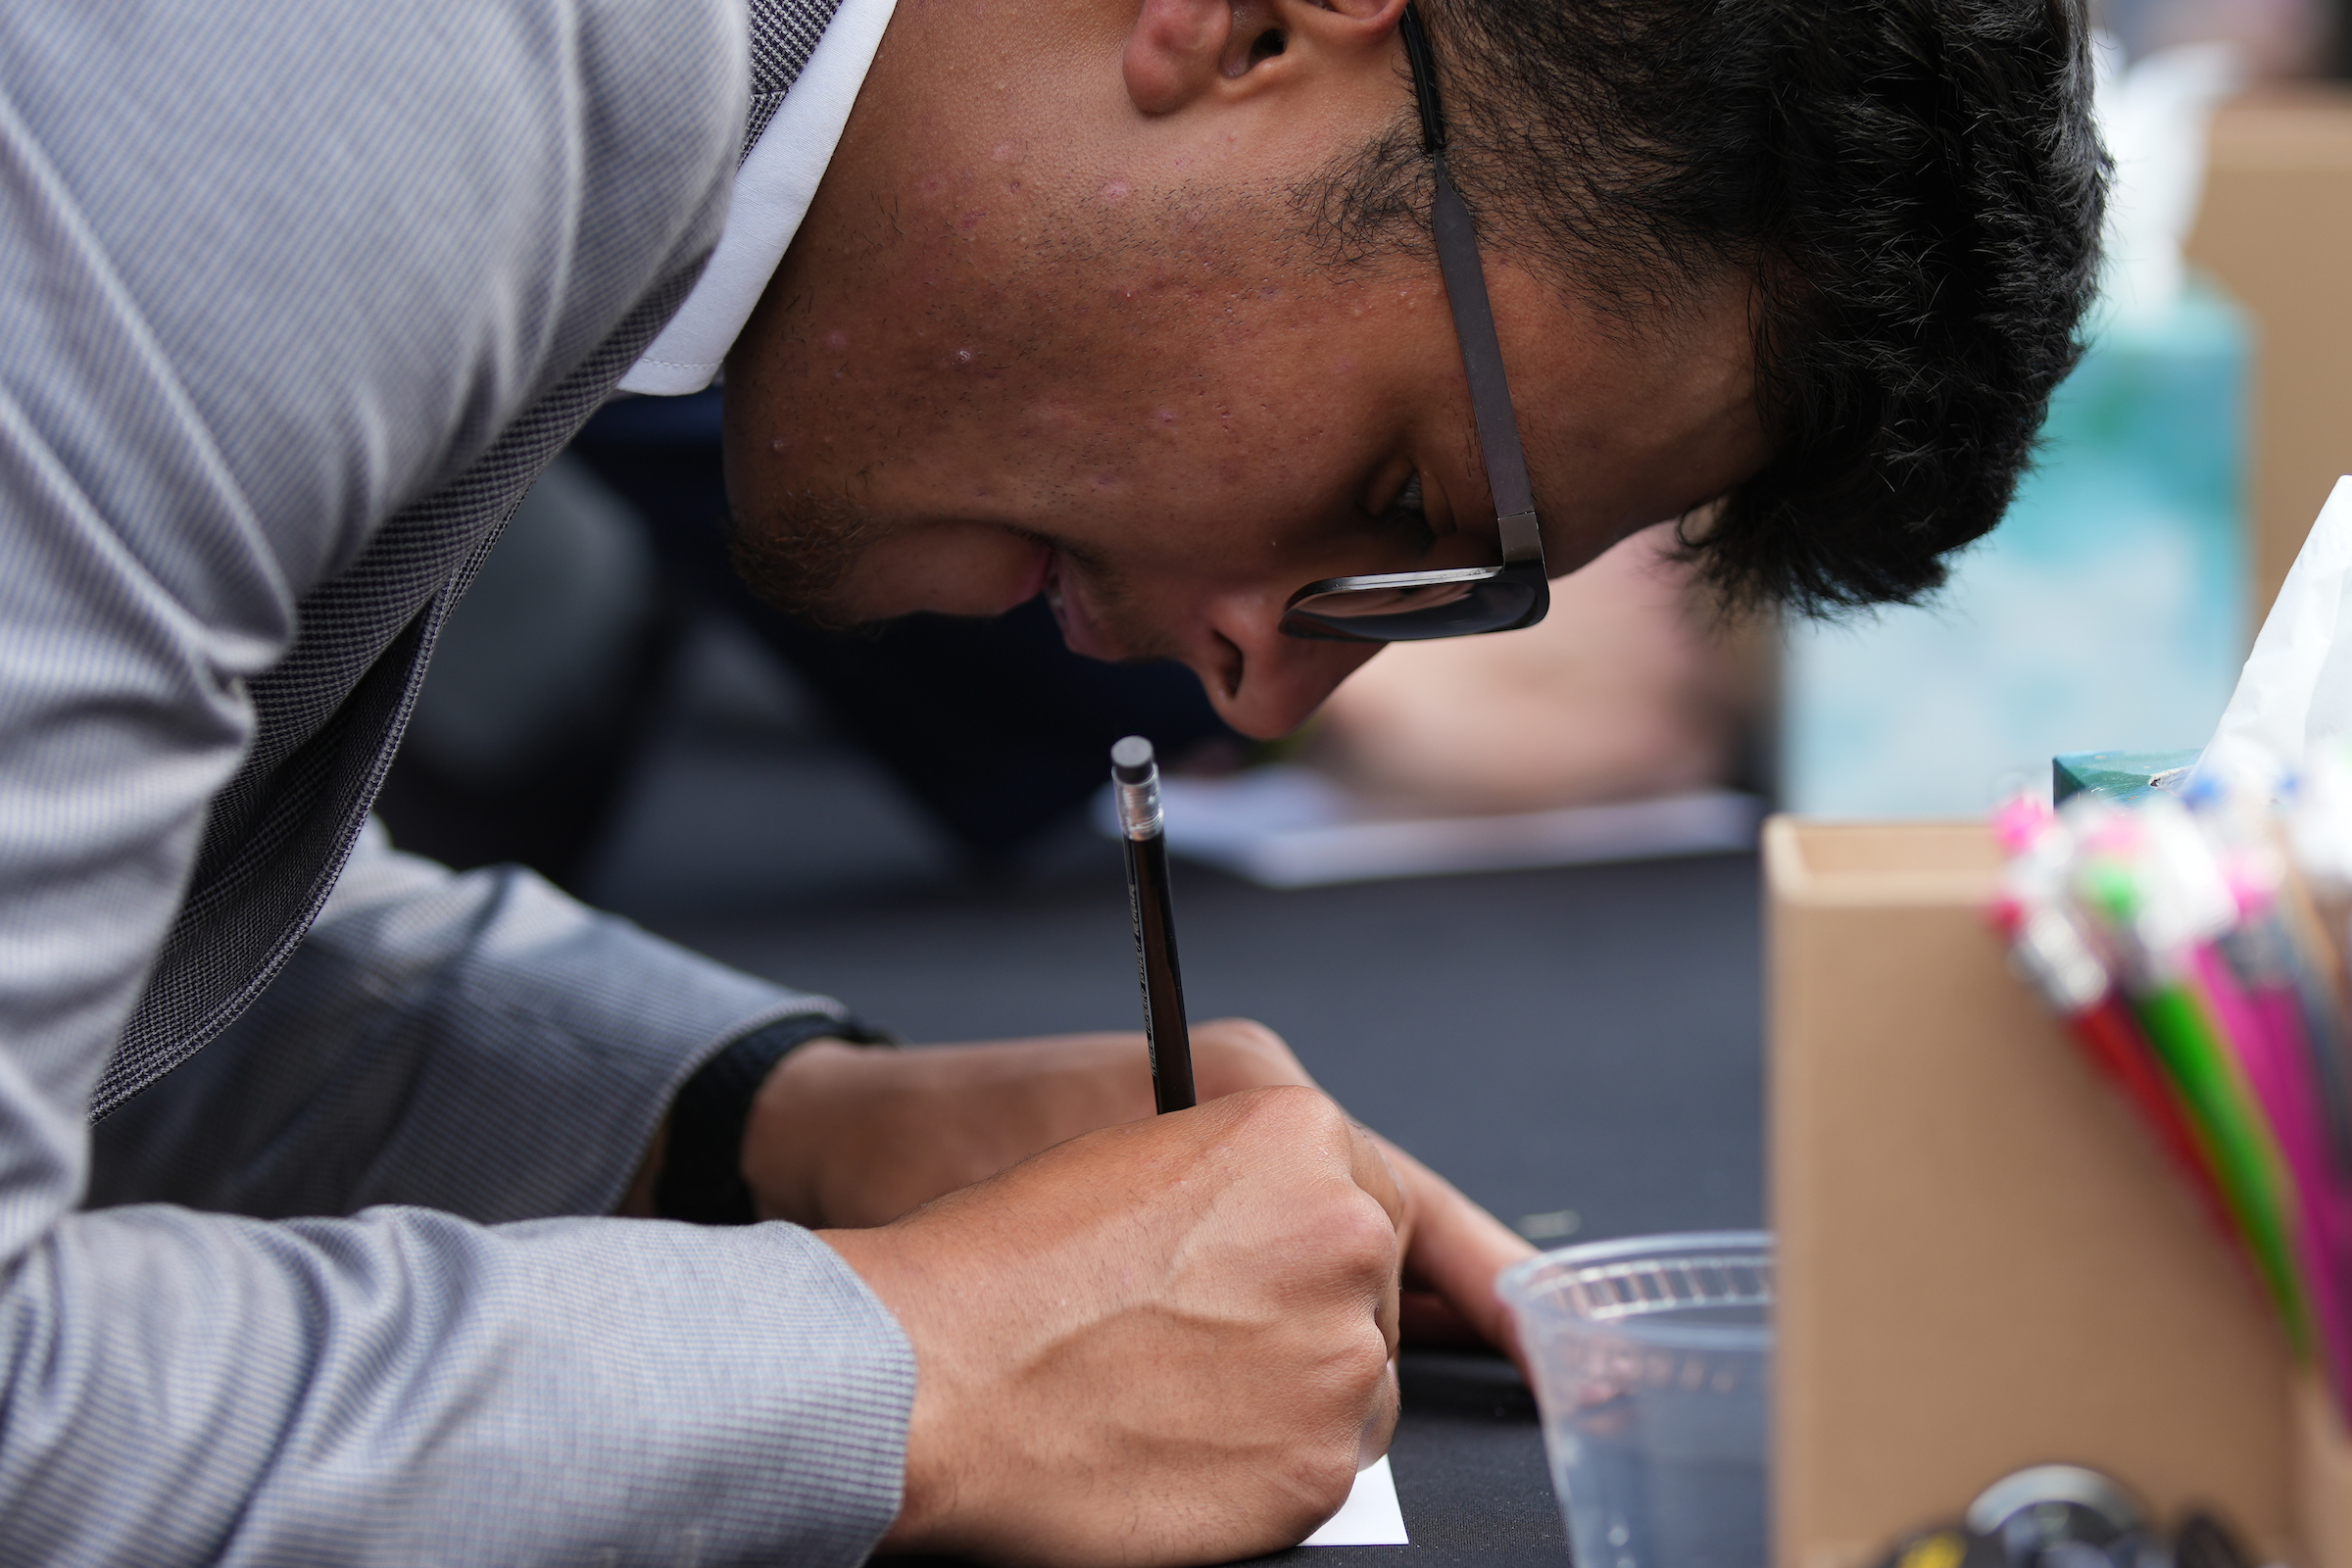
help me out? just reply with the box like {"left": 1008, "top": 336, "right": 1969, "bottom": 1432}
{"left": 1298, "top": 1455, "right": 1409, "bottom": 1547}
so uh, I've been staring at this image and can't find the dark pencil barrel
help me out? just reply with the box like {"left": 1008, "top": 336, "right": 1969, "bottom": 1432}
{"left": 1111, "top": 737, "right": 1196, "bottom": 1113}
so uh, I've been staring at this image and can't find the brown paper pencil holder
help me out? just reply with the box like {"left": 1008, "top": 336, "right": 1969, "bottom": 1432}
{"left": 1766, "top": 816, "right": 2352, "bottom": 1568}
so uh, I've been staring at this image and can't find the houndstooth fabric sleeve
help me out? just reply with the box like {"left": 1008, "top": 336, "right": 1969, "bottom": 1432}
{"left": 0, "top": 2, "right": 914, "bottom": 1563}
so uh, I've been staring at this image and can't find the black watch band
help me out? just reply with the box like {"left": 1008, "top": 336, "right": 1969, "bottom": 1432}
{"left": 654, "top": 1013, "right": 893, "bottom": 1225}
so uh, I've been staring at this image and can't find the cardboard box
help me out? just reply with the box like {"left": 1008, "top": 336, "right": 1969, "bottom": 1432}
{"left": 1767, "top": 816, "right": 2339, "bottom": 1566}
{"left": 2187, "top": 88, "right": 2352, "bottom": 623}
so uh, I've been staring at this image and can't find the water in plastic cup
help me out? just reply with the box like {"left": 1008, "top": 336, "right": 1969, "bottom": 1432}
{"left": 1497, "top": 1231, "right": 1772, "bottom": 1568}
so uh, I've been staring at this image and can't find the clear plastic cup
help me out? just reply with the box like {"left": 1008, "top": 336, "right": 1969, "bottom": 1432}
{"left": 1496, "top": 1231, "right": 1773, "bottom": 1568}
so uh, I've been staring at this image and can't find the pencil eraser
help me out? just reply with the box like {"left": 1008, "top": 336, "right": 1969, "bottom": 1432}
{"left": 1111, "top": 735, "right": 1156, "bottom": 783}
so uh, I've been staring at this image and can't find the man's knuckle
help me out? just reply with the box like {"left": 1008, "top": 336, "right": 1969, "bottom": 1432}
{"left": 1233, "top": 1081, "right": 1336, "bottom": 1137}
{"left": 1306, "top": 1453, "right": 1358, "bottom": 1520}
{"left": 1276, "top": 1441, "right": 1361, "bottom": 1527}
{"left": 1322, "top": 1309, "right": 1389, "bottom": 1376}
{"left": 1309, "top": 1189, "right": 1398, "bottom": 1279}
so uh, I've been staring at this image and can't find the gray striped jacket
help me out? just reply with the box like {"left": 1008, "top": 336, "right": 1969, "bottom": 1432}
{"left": 0, "top": 2, "right": 913, "bottom": 1562}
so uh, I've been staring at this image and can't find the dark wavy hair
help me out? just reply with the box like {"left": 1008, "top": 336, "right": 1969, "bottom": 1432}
{"left": 1302, "top": 0, "right": 2108, "bottom": 613}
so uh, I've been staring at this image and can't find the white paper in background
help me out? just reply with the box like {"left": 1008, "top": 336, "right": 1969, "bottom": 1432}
{"left": 1092, "top": 765, "right": 1759, "bottom": 888}
{"left": 1298, "top": 1455, "right": 1409, "bottom": 1547}
{"left": 2195, "top": 477, "right": 2352, "bottom": 795}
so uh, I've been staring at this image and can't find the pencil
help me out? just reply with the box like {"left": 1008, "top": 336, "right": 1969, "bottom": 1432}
{"left": 1111, "top": 736, "right": 1196, "bottom": 1113}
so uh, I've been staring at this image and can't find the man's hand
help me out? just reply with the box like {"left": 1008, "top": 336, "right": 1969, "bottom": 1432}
{"left": 744, "top": 1019, "right": 1305, "bottom": 1228}
{"left": 824, "top": 1087, "right": 1405, "bottom": 1567}
{"left": 744, "top": 1021, "right": 1536, "bottom": 1358}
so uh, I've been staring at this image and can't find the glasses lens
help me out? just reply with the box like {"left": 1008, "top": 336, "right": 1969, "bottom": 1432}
{"left": 1282, "top": 570, "right": 1544, "bottom": 642}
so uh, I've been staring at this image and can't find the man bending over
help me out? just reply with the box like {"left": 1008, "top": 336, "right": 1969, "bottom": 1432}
{"left": 0, "top": 0, "right": 2099, "bottom": 1561}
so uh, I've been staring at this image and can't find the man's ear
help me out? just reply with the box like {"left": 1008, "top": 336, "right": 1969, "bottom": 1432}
{"left": 1122, "top": 0, "right": 1407, "bottom": 117}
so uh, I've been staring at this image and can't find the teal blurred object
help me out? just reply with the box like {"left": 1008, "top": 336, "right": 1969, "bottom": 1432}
{"left": 1782, "top": 282, "right": 2250, "bottom": 817}
{"left": 2051, "top": 748, "right": 2201, "bottom": 806}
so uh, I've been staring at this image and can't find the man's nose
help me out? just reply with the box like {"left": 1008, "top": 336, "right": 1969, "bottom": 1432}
{"left": 1187, "top": 588, "right": 1384, "bottom": 740}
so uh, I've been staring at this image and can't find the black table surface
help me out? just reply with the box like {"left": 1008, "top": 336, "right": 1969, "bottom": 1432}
{"left": 607, "top": 743, "right": 1765, "bottom": 1567}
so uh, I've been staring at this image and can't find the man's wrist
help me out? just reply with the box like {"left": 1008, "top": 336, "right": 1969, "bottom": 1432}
{"left": 654, "top": 1014, "right": 892, "bottom": 1224}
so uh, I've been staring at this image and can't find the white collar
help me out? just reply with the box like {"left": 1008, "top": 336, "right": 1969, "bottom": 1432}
{"left": 617, "top": 0, "right": 899, "bottom": 396}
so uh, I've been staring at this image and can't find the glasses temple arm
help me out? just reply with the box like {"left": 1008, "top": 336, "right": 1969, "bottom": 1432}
{"left": 1397, "top": 4, "right": 1446, "bottom": 153}
{"left": 1400, "top": 6, "right": 1540, "bottom": 564}
{"left": 1428, "top": 162, "right": 1542, "bottom": 563}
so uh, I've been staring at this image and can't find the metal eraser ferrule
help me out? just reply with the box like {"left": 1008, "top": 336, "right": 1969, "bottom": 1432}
{"left": 1110, "top": 735, "right": 1163, "bottom": 840}
{"left": 1114, "top": 771, "right": 1163, "bottom": 841}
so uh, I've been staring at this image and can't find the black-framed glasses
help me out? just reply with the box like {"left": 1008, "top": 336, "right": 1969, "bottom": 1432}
{"left": 1279, "top": 3, "right": 1549, "bottom": 644}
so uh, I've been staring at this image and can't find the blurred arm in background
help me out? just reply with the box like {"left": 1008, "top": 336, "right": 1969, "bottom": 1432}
{"left": 1309, "top": 524, "right": 1770, "bottom": 819}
